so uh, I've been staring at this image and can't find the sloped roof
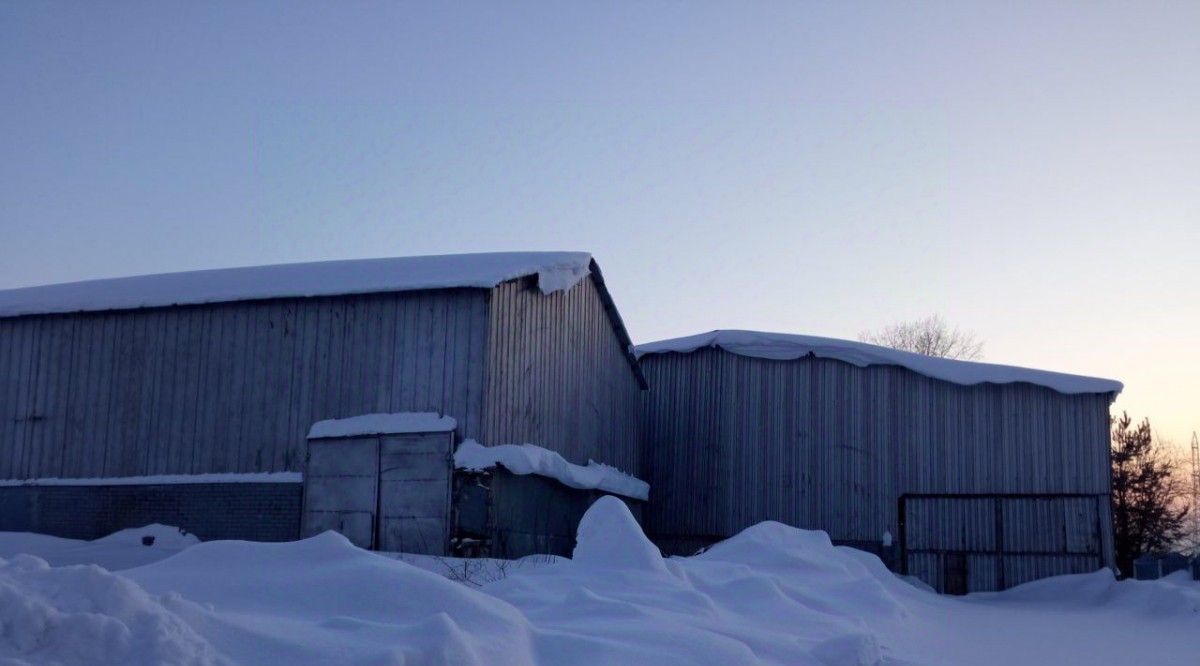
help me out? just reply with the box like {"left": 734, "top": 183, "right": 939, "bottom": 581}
{"left": 0, "top": 251, "right": 647, "bottom": 388}
{"left": 635, "top": 329, "right": 1122, "bottom": 395}
{"left": 0, "top": 252, "right": 593, "bottom": 318}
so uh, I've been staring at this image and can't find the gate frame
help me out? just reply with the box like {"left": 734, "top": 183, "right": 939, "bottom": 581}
{"left": 898, "top": 492, "right": 1109, "bottom": 591}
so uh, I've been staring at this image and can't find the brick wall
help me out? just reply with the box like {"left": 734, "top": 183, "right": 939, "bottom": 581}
{"left": 0, "top": 483, "right": 302, "bottom": 542}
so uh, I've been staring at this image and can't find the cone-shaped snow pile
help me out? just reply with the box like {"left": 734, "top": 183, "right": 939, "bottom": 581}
{"left": 572, "top": 496, "right": 668, "bottom": 574}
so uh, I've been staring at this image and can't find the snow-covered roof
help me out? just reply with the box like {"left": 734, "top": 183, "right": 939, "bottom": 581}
{"left": 454, "top": 440, "right": 650, "bottom": 501}
{"left": 0, "top": 252, "right": 593, "bottom": 318}
{"left": 308, "top": 412, "right": 457, "bottom": 439}
{"left": 634, "top": 330, "right": 1123, "bottom": 396}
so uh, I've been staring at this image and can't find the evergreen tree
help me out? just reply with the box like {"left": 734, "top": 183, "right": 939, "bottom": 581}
{"left": 1111, "top": 412, "right": 1189, "bottom": 576}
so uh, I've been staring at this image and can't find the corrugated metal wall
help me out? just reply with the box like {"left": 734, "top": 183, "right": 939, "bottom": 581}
{"left": 0, "top": 289, "right": 490, "bottom": 478}
{"left": 902, "top": 494, "right": 1107, "bottom": 591}
{"left": 640, "top": 348, "right": 1115, "bottom": 572}
{"left": 483, "top": 275, "right": 644, "bottom": 476}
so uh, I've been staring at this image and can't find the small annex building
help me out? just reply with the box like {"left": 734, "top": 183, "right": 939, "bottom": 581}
{"left": 0, "top": 252, "right": 646, "bottom": 558}
{"left": 635, "top": 330, "right": 1122, "bottom": 593}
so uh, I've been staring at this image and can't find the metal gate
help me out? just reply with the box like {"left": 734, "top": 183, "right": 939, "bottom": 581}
{"left": 303, "top": 438, "right": 378, "bottom": 548}
{"left": 376, "top": 433, "right": 453, "bottom": 554}
{"left": 898, "top": 493, "right": 1109, "bottom": 594}
{"left": 302, "top": 431, "right": 453, "bottom": 555}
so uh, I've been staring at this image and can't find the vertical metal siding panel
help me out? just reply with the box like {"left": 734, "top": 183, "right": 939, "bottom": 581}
{"left": 164, "top": 308, "right": 191, "bottom": 475}
{"left": 337, "top": 298, "right": 360, "bottom": 417}
{"left": 253, "top": 302, "right": 280, "bottom": 471}
{"left": 264, "top": 302, "right": 291, "bottom": 471}
{"left": 289, "top": 300, "right": 319, "bottom": 471}
{"left": 202, "top": 305, "right": 230, "bottom": 474}
{"left": 429, "top": 295, "right": 449, "bottom": 417}
{"left": 412, "top": 294, "right": 432, "bottom": 414}
{"left": 174, "top": 308, "right": 199, "bottom": 475}
{"left": 482, "top": 277, "right": 641, "bottom": 477}
{"left": 463, "top": 292, "right": 486, "bottom": 438}
{"left": 10, "top": 318, "right": 34, "bottom": 477}
{"left": 91, "top": 314, "right": 118, "bottom": 477}
{"left": 185, "top": 307, "right": 211, "bottom": 474}
{"left": 235, "top": 303, "right": 260, "bottom": 472}
{"left": 150, "top": 310, "right": 174, "bottom": 474}
{"left": 282, "top": 300, "right": 309, "bottom": 470}
{"left": 114, "top": 311, "right": 148, "bottom": 476}
{"left": 2, "top": 320, "right": 25, "bottom": 476}
{"left": 321, "top": 300, "right": 344, "bottom": 420}
{"left": 26, "top": 318, "right": 49, "bottom": 476}
{"left": 32, "top": 317, "right": 64, "bottom": 477}
{"left": 136, "top": 311, "right": 162, "bottom": 475}
{"left": 374, "top": 297, "right": 395, "bottom": 415}
{"left": 19, "top": 318, "right": 43, "bottom": 477}
{"left": 29, "top": 316, "right": 52, "bottom": 477}
{"left": 0, "top": 320, "right": 16, "bottom": 478}
{"left": 363, "top": 297, "right": 381, "bottom": 415}
{"left": 392, "top": 296, "right": 413, "bottom": 417}
{"left": 446, "top": 294, "right": 467, "bottom": 434}
{"left": 45, "top": 317, "right": 73, "bottom": 477}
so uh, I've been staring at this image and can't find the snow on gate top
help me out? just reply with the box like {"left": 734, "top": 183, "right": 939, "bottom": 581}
{"left": 635, "top": 329, "right": 1123, "bottom": 395}
{"left": 0, "top": 252, "right": 593, "bottom": 318}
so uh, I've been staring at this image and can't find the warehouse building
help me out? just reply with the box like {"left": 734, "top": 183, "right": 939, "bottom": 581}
{"left": 636, "top": 330, "right": 1122, "bottom": 593}
{"left": 0, "top": 255, "right": 1125, "bottom": 593}
{"left": 0, "top": 252, "right": 646, "bottom": 557}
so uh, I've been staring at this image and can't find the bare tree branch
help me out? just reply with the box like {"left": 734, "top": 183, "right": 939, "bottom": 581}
{"left": 858, "top": 314, "right": 984, "bottom": 360}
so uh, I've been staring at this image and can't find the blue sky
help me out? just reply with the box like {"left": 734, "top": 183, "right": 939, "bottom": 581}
{"left": 1, "top": 3, "right": 1197, "bottom": 447}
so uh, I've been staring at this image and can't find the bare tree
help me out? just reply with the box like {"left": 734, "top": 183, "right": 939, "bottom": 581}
{"left": 858, "top": 314, "right": 984, "bottom": 360}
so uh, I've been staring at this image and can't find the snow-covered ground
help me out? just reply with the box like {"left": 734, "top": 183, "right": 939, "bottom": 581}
{"left": 0, "top": 499, "right": 1196, "bottom": 665}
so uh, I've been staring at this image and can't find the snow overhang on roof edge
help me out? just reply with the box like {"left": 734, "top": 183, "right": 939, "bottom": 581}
{"left": 634, "top": 330, "right": 1123, "bottom": 396}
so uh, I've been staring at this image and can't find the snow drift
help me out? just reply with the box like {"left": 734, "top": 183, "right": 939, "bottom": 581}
{"left": 0, "top": 554, "right": 225, "bottom": 665}
{"left": 0, "top": 524, "right": 199, "bottom": 570}
{"left": 0, "top": 502, "right": 1197, "bottom": 665}
{"left": 127, "top": 531, "right": 536, "bottom": 666}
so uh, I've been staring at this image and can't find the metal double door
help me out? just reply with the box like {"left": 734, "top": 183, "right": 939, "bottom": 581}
{"left": 303, "top": 432, "right": 452, "bottom": 554}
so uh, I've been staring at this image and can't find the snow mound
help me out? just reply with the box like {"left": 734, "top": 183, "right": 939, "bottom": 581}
{"left": 454, "top": 439, "right": 649, "bottom": 500}
{"left": 0, "top": 554, "right": 227, "bottom": 665}
{"left": 993, "top": 569, "right": 1200, "bottom": 617}
{"left": 388, "top": 551, "right": 565, "bottom": 587}
{"left": 126, "top": 531, "right": 536, "bottom": 665}
{"left": 93, "top": 524, "right": 201, "bottom": 550}
{"left": 485, "top": 506, "right": 906, "bottom": 664}
{"left": 687, "top": 522, "right": 912, "bottom": 623}
{"left": 811, "top": 632, "right": 883, "bottom": 666}
{"left": 0, "top": 525, "right": 200, "bottom": 571}
{"left": 572, "top": 496, "right": 668, "bottom": 573}
{"left": 5, "top": 513, "right": 1197, "bottom": 664}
